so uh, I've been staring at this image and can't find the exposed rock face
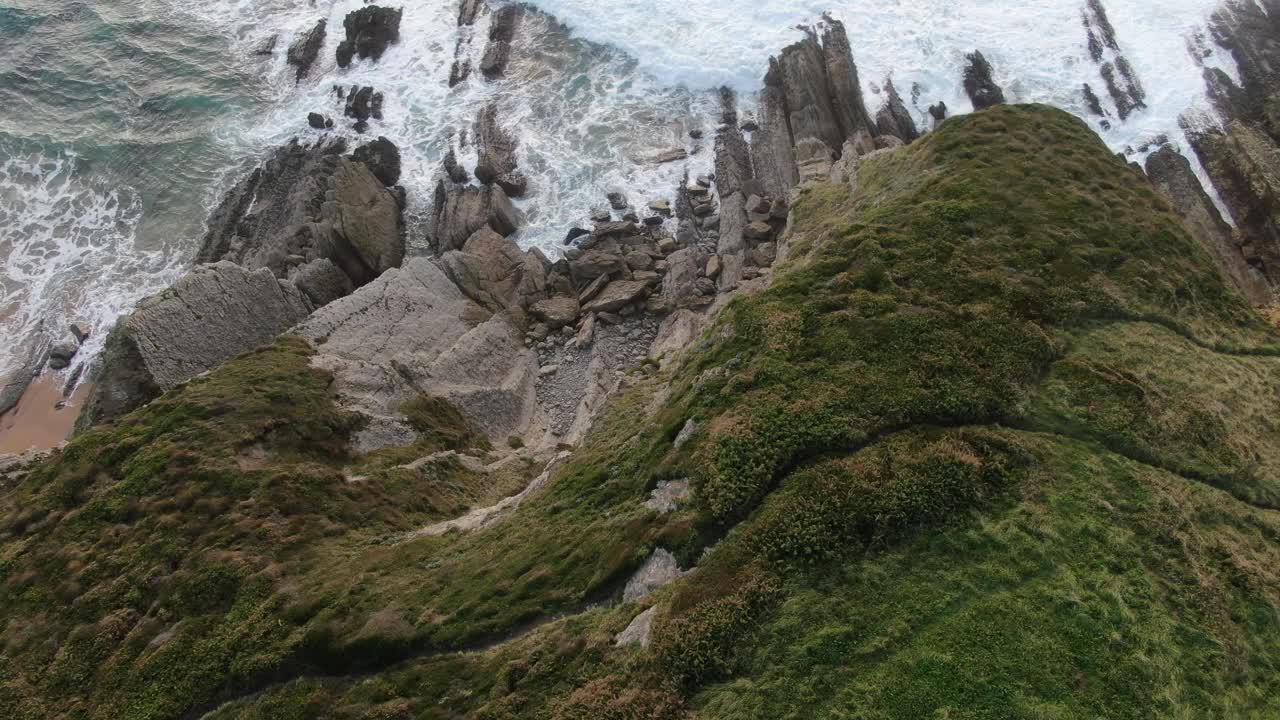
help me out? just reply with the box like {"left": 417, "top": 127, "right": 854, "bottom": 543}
{"left": 197, "top": 138, "right": 404, "bottom": 294}
{"left": 1145, "top": 145, "right": 1271, "bottom": 305}
{"left": 286, "top": 19, "right": 326, "bottom": 82}
{"left": 622, "top": 548, "right": 682, "bottom": 603}
{"left": 439, "top": 227, "right": 547, "bottom": 314}
{"left": 963, "top": 51, "right": 1006, "bottom": 109}
{"left": 615, "top": 607, "right": 656, "bottom": 648}
{"left": 481, "top": 5, "right": 522, "bottom": 79}
{"left": 431, "top": 181, "right": 523, "bottom": 253}
{"left": 299, "top": 258, "right": 537, "bottom": 448}
{"left": 458, "top": 0, "right": 484, "bottom": 26}
{"left": 336, "top": 5, "right": 402, "bottom": 68}
{"left": 474, "top": 104, "right": 528, "bottom": 197}
{"left": 875, "top": 78, "right": 919, "bottom": 143}
{"left": 78, "top": 263, "right": 313, "bottom": 428}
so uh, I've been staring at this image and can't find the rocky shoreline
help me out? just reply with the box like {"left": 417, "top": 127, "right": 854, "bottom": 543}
{"left": 5, "top": 0, "right": 1280, "bottom": 457}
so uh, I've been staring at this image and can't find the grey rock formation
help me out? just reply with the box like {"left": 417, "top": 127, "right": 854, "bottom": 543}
{"left": 1146, "top": 145, "right": 1271, "bottom": 305}
{"left": 963, "top": 51, "right": 1006, "bottom": 109}
{"left": 290, "top": 257, "right": 354, "bottom": 308}
{"left": 78, "top": 263, "right": 313, "bottom": 428}
{"left": 875, "top": 78, "right": 919, "bottom": 143}
{"left": 432, "top": 181, "right": 523, "bottom": 253}
{"left": 481, "top": 5, "right": 522, "bottom": 79}
{"left": 1083, "top": 0, "right": 1146, "bottom": 120}
{"left": 623, "top": 548, "right": 682, "bottom": 603}
{"left": 474, "top": 104, "right": 527, "bottom": 197}
{"left": 300, "top": 258, "right": 537, "bottom": 447}
{"left": 351, "top": 136, "right": 402, "bottom": 187}
{"left": 615, "top": 607, "right": 656, "bottom": 648}
{"left": 582, "top": 279, "right": 650, "bottom": 314}
{"left": 336, "top": 5, "right": 402, "bottom": 68}
{"left": 286, "top": 19, "right": 326, "bottom": 82}
{"left": 197, "top": 138, "right": 404, "bottom": 292}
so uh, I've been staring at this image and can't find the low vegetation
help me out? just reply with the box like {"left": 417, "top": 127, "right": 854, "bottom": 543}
{"left": 3, "top": 105, "right": 1280, "bottom": 719}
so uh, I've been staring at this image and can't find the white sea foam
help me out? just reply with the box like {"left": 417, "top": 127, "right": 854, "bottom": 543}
{"left": 0, "top": 0, "right": 1249, "bottom": 395}
{"left": 0, "top": 151, "right": 185, "bottom": 381}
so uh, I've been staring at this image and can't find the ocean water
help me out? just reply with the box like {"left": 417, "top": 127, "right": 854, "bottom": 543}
{"left": 0, "top": 0, "right": 1236, "bottom": 392}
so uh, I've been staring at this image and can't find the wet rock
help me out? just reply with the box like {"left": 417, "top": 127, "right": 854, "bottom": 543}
{"left": 48, "top": 342, "right": 78, "bottom": 371}
{"left": 458, "top": 0, "right": 483, "bottom": 26}
{"left": 594, "top": 221, "right": 637, "bottom": 238}
{"left": 78, "top": 263, "right": 312, "bottom": 429}
{"left": 287, "top": 19, "right": 327, "bottom": 82}
{"left": 651, "top": 148, "right": 689, "bottom": 164}
{"left": 564, "top": 226, "right": 590, "bottom": 245}
{"left": 69, "top": 324, "right": 90, "bottom": 344}
{"left": 963, "top": 51, "right": 1006, "bottom": 109}
{"left": 608, "top": 191, "right": 630, "bottom": 210}
{"left": 0, "top": 330, "right": 50, "bottom": 416}
{"left": 351, "top": 136, "right": 401, "bottom": 187}
{"left": 480, "top": 5, "right": 523, "bottom": 79}
{"left": 1082, "top": 83, "right": 1107, "bottom": 118}
{"left": 336, "top": 5, "right": 402, "bottom": 68}
{"left": 443, "top": 147, "right": 470, "bottom": 184}
{"left": 432, "top": 182, "right": 523, "bottom": 253}
{"left": 474, "top": 104, "right": 527, "bottom": 197}
{"left": 1083, "top": 0, "right": 1145, "bottom": 121}
{"left": 929, "top": 101, "right": 948, "bottom": 124}
{"left": 1146, "top": 144, "right": 1271, "bottom": 305}
{"left": 307, "top": 112, "right": 331, "bottom": 130}
{"left": 344, "top": 85, "right": 384, "bottom": 127}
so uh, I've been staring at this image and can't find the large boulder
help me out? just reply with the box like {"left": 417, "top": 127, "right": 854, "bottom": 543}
{"left": 963, "top": 51, "right": 1006, "bottom": 110}
{"left": 299, "top": 258, "right": 537, "bottom": 448}
{"left": 336, "top": 5, "right": 402, "bottom": 68}
{"left": 286, "top": 19, "right": 326, "bottom": 82}
{"left": 439, "top": 227, "right": 547, "bottom": 314}
{"left": 583, "top": 279, "right": 650, "bottom": 314}
{"left": 77, "top": 263, "right": 313, "bottom": 429}
{"left": 351, "top": 136, "right": 401, "bottom": 187}
{"left": 317, "top": 158, "right": 404, "bottom": 281}
{"left": 432, "top": 182, "right": 524, "bottom": 253}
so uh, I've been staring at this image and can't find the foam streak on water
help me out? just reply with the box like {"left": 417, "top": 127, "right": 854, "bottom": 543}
{"left": 0, "top": 0, "right": 1247, "bottom": 393}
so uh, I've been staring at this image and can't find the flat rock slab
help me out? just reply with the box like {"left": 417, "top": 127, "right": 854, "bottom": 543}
{"left": 79, "top": 262, "right": 313, "bottom": 427}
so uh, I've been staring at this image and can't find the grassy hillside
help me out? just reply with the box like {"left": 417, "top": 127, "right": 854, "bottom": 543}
{"left": 4, "top": 105, "right": 1280, "bottom": 719}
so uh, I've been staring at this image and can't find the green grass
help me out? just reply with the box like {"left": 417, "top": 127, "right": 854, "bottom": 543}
{"left": 5, "top": 105, "right": 1280, "bottom": 719}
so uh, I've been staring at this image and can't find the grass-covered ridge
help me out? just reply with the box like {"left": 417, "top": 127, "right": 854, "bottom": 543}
{"left": 3, "top": 105, "right": 1280, "bottom": 719}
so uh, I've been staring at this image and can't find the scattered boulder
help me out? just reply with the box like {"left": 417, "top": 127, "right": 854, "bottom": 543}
{"left": 78, "top": 262, "right": 313, "bottom": 429}
{"left": 584, "top": 279, "right": 650, "bottom": 314}
{"left": 286, "top": 19, "right": 327, "bottom": 82}
{"left": 623, "top": 549, "right": 682, "bottom": 603}
{"left": 530, "top": 296, "right": 580, "bottom": 329}
{"left": 307, "top": 112, "right": 333, "bottom": 130}
{"left": 336, "top": 5, "right": 403, "bottom": 68}
{"left": 47, "top": 343, "right": 78, "bottom": 371}
{"left": 963, "top": 51, "right": 1006, "bottom": 109}
{"left": 290, "top": 257, "right": 355, "bottom": 308}
{"left": 650, "top": 148, "right": 688, "bottom": 164}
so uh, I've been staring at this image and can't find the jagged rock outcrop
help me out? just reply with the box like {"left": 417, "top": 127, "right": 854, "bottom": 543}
{"left": 474, "top": 104, "right": 528, "bottom": 197}
{"left": 286, "top": 19, "right": 326, "bottom": 82}
{"left": 458, "top": 0, "right": 484, "bottom": 26}
{"left": 77, "top": 263, "right": 313, "bottom": 428}
{"left": 299, "top": 258, "right": 537, "bottom": 449}
{"left": 751, "top": 62, "right": 799, "bottom": 199}
{"left": 1082, "top": 0, "right": 1145, "bottom": 120}
{"left": 875, "top": 78, "right": 919, "bottom": 143}
{"left": 336, "top": 5, "right": 402, "bottom": 68}
{"left": 963, "top": 51, "right": 1006, "bottom": 109}
{"left": 481, "top": 5, "right": 522, "bottom": 79}
{"left": 197, "top": 137, "right": 404, "bottom": 293}
{"left": 1146, "top": 145, "right": 1272, "bottom": 305}
{"left": 432, "top": 181, "right": 524, "bottom": 253}
{"left": 344, "top": 85, "right": 385, "bottom": 132}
